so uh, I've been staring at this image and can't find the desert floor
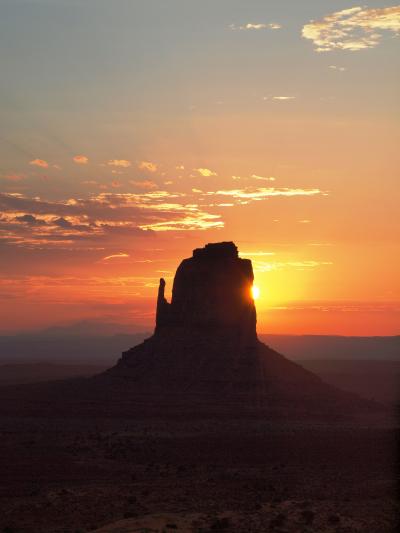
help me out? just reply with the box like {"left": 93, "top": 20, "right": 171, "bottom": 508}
{"left": 0, "top": 416, "right": 398, "bottom": 533}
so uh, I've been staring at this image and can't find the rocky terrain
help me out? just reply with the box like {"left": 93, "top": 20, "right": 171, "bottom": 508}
{"left": 0, "top": 417, "right": 397, "bottom": 533}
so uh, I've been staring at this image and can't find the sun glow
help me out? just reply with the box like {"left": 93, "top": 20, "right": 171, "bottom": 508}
{"left": 251, "top": 285, "right": 260, "bottom": 300}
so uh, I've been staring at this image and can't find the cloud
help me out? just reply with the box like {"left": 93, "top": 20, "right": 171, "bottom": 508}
{"left": 251, "top": 174, "right": 276, "bottom": 182}
{"left": 102, "top": 253, "right": 130, "bottom": 261}
{"left": 107, "top": 159, "right": 131, "bottom": 168}
{"left": 130, "top": 180, "right": 157, "bottom": 190}
{"left": 233, "top": 175, "right": 276, "bottom": 183}
{"left": 272, "top": 96, "right": 296, "bottom": 101}
{"left": 329, "top": 65, "right": 347, "bottom": 71}
{"left": 0, "top": 178, "right": 326, "bottom": 249}
{"left": 240, "top": 251, "right": 276, "bottom": 257}
{"left": 195, "top": 168, "right": 218, "bottom": 177}
{"left": 253, "top": 260, "right": 333, "bottom": 273}
{"left": 200, "top": 187, "right": 324, "bottom": 203}
{"left": 0, "top": 188, "right": 224, "bottom": 248}
{"left": 54, "top": 217, "right": 77, "bottom": 229}
{"left": 267, "top": 302, "right": 400, "bottom": 313}
{"left": 139, "top": 161, "right": 158, "bottom": 172}
{"left": 138, "top": 212, "right": 223, "bottom": 232}
{"left": 29, "top": 159, "right": 49, "bottom": 168}
{"left": 302, "top": 5, "right": 400, "bottom": 52}
{"left": 15, "top": 214, "right": 46, "bottom": 226}
{"left": 230, "top": 22, "right": 282, "bottom": 31}
{"left": 73, "top": 155, "right": 89, "bottom": 165}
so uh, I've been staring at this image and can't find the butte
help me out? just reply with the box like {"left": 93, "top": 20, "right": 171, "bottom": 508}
{"left": 99, "top": 241, "right": 371, "bottom": 418}
{"left": 0, "top": 241, "right": 375, "bottom": 418}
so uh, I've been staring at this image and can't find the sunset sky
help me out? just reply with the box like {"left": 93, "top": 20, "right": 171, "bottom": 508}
{"left": 0, "top": 0, "right": 399, "bottom": 335}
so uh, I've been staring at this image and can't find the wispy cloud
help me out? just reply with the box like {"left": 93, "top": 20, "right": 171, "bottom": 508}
{"left": 0, "top": 189, "right": 224, "bottom": 248}
{"left": 107, "top": 159, "right": 131, "bottom": 168}
{"left": 273, "top": 96, "right": 296, "bottom": 101}
{"left": 0, "top": 176, "right": 326, "bottom": 248}
{"left": 240, "top": 251, "right": 276, "bottom": 257}
{"left": 73, "top": 155, "right": 89, "bottom": 165}
{"left": 329, "top": 65, "right": 347, "bottom": 71}
{"left": 139, "top": 161, "right": 158, "bottom": 172}
{"left": 0, "top": 275, "right": 166, "bottom": 309}
{"left": 29, "top": 159, "right": 49, "bottom": 168}
{"left": 138, "top": 213, "right": 223, "bottom": 232}
{"left": 252, "top": 174, "right": 276, "bottom": 182}
{"left": 130, "top": 180, "right": 157, "bottom": 190}
{"left": 266, "top": 302, "right": 400, "bottom": 313}
{"left": 230, "top": 22, "right": 282, "bottom": 31}
{"left": 201, "top": 187, "right": 324, "bottom": 203}
{"left": 263, "top": 96, "right": 296, "bottom": 101}
{"left": 233, "top": 175, "right": 276, "bottom": 182}
{"left": 195, "top": 168, "right": 218, "bottom": 177}
{"left": 253, "top": 260, "right": 333, "bottom": 273}
{"left": 102, "top": 253, "right": 130, "bottom": 261}
{"left": 302, "top": 5, "right": 400, "bottom": 52}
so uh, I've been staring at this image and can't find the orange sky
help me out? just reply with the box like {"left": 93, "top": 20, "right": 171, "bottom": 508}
{"left": 0, "top": 1, "right": 399, "bottom": 335}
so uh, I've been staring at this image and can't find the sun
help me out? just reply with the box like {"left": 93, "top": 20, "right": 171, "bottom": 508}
{"left": 251, "top": 285, "right": 260, "bottom": 300}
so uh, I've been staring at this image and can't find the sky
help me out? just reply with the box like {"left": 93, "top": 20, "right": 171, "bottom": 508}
{"left": 0, "top": 0, "right": 399, "bottom": 335}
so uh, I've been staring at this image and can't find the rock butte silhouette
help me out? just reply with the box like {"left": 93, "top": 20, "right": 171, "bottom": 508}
{"left": 97, "top": 241, "right": 371, "bottom": 417}
{"left": 0, "top": 241, "right": 375, "bottom": 418}
{"left": 107, "top": 241, "right": 260, "bottom": 389}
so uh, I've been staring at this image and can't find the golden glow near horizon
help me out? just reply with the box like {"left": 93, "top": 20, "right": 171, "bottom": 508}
{"left": 251, "top": 285, "right": 260, "bottom": 300}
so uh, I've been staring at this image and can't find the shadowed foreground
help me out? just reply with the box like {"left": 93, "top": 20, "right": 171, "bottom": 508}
{"left": 0, "top": 418, "right": 397, "bottom": 532}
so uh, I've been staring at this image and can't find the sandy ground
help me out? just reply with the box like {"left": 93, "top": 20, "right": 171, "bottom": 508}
{"left": 0, "top": 417, "right": 398, "bottom": 532}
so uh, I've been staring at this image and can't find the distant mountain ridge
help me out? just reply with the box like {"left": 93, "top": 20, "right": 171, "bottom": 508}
{"left": 0, "top": 325, "right": 398, "bottom": 366}
{"left": 0, "top": 320, "right": 148, "bottom": 338}
{"left": 260, "top": 334, "right": 400, "bottom": 361}
{"left": 0, "top": 331, "right": 149, "bottom": 365}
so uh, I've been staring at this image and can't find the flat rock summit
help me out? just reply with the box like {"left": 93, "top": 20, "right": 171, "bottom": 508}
{"left": 0, "top": 242, "right": 375, "bottom": 418}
